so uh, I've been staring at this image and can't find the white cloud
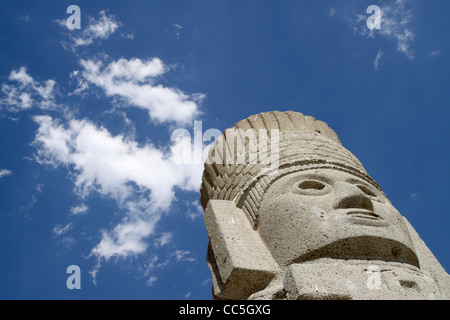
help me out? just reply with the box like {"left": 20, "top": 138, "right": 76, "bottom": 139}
{"left": 201, "top": 278, "right": 212, "bottom": 286}
{"left": 33, "top": 115, "right": 203, "bottom": 266}
{"left": 430, "top": 50, "right": 441, "bottom": 57}
{"left": 58, "top": 236, "right": 76, "bottom": 251}
{"left": 91, "top": 215, "right": 159, "bottom": 261}
{"left": 374, "top": 48, "right": 383, "bottom": 71}
{"left": 36, "top": 183, "right": 44, "bottom": 193}
{"left": 0, "top": 169, "right": 12, "bottom": 178}
{"left": 9, "top": 67, "right": 33, "bottom": 85}
{"left": 345, "top": 0, "right": 415, "bottom": 60}
{"left": 146, "top": 276, "right": 158, "bottom": 287}
{"left": 329, "top": 8, "right": 337, "bottom": 17}
{"left": 186, "top": 200, "right": 203, "bottom": 220}
{"left": 138, "top": 255, "right": 167, "bottom": 287}
{"left": 1, "top": 67, "right": 57, "bottom": 112}
{"left": 20, "top": 14, "right": 30, "bottom": 23}
{"left": 173, "top": 24, "right": 183, "bottom": 39}
{"left": 53, "top": 223, "right": 73, "bottom": 236}
{"left": 70, "top": 204, "right": 88, "bottom": 215}
{"left": 173, "top": 249, "right": 196, "bottom": 263}
{"left": 138, "top": 249, "right": 196, "bottom": 287}
{"left": 60, "top": 10, "right": 121, "bottom": 50}
{"left": 154, "top": 232, "right": 173, "bottom": 247}
{"left": 72, "top": 56, "right": 203, "bottom": 125}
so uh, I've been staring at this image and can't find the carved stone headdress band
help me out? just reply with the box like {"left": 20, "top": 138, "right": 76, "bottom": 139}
{"left": 200, "top": 111, "right": 381, "bottom": 228}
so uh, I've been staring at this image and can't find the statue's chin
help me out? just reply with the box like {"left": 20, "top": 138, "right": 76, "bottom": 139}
{"left": 291, "top": 236, "right": 420, "bottom": 269}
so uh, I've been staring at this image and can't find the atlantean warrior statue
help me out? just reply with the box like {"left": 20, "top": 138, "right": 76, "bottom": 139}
{"left": 200, "top": 111, "right": 450, "bottom": 300}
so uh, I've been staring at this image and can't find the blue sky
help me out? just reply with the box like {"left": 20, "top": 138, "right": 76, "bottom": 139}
{"left": 0, "top": 0, "right": 449, "bottom": 299}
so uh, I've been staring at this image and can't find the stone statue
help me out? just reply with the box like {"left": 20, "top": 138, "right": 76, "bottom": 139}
{"left": 200, "top": 111, "right": 450, "bottom": 300}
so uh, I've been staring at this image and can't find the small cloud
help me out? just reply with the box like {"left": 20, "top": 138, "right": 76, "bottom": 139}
{"left": 186, "top": 200, "right": 203, "bottom": 220}
{"left": 121, "top": 32, "right": 135, "bottom": 40}
{"left": 0, "top": 67, "right": 57, "bottom": 112}
{"left": 54, "top": 19, "right": 67, "bottom": 29}
{"left": 70, "top": 204, "right": 89, "bottom": 215}
{"left": 58, "top": 236, "right": 76, "bottom": 250}
{"left": 410, "top": 193, "right": 418, "bottom": 201}
{"left": 52, "top": 223, "right": 73, "bottom": 237}
{"left": 36, "top": 183, "right": 44, "bottom": 193}
{"left": 89, "top": 216, "right": 159, "bottom": 262}
{"left": 0, "top": 169, "right": 12, "bottom": 179}
{"left": 329, "top": 8, "right": 337, "bottom": 17}
{"left": 146, "top": 276, "right": 158, "bottom": 287}
{"left": 374, "top": 48, "right": 383, "bottom": 70}
{"left": 154, "top": 232, "right": 172, "bottom": 247}
{"left": 201, "top": 278, "right": 212, "bottom": 286}
{"left": 89, "top": 261, "right": 102, "bottom": 286}
{"left": 59, "top": 10, "right": 121, "bottom": 50}
{"left": 430, "top": 50, "right": 441, "bottom": 57}
{"left": 173, "top": 24, "right": 183, "bottom": 39}
{"left": 18, "top": 195, "right": 37, "bottom": 218}
{"left": 20, "top": 14, "right": 30, "bottom": 23}
{"left": 173, "top": 249, "right": 196, "bottom": 263}
{"left": 139, "top": 255, "right": 166, "bottom": 287}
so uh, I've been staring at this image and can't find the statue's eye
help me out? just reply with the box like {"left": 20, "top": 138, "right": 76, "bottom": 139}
{"left": 292, "top": 179, "right": 330, "bottom": 195}
{"left": 298, "top": 180, "right": 325, "bottom": 190}
{"left": 357, "top": 185, "right": 376, "bottom": 197}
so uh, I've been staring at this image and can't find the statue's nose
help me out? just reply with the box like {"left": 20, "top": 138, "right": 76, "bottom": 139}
{"left": 333, "top": 182, "right": 374, "bottom": 211}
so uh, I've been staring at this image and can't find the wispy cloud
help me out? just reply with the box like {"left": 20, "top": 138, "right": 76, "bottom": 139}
{"left": 154, "top": 232, "right": 173, "bottom": 247}
{"left": 146, "top": 276, "right": 158, "bottom": 287}
{"left": 329, "top": 8, "right": 337, "bottom": 17}
{"left": 374, "top": 48, "right": 383, "bottom": 70}
{"left": 173, "top": 24, "right": 183, "bottom": 39}
{"left": 430, "top": 50, "right": 441, "bottom": 57}
{"left": 1, "top": 67, "right": 57, "bottom": 112}
{"left": 36, "top": 183, "right": 44, "bottom": 193}
{"left": 53, "top": 223, "right": 77, "bottom": 251}
{"left": 173, "top": 249, "right": 196, "bottom": 263}
{"left": 58, "top": 10, "right": 121, "bottom": 50}
{"left": 138, "top": 249, "right": 197, "bottom": 287}
{"left": 186, "top": 200, "right": 203, "bottom": 220}
{"left": 20, "top": 14, "right": 30, "bottom": 23}
{"left": 70, "top": 204, "right": 88, "bottom": 215}
{"left": 52, "top": 223, "right": 73, "bottom": 236}
{"left": 343, "top": 0, "right": 415, "bottom": 60}
{"left": 72, "top": 56, "right": 203, "bottom": 125}
{"left": 0, "top": 169, "right": 12, "bottom": 178}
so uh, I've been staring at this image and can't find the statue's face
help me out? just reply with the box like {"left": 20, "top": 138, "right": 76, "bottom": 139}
{"left": 257, "top": 168, "right": 418, "bottom": 267}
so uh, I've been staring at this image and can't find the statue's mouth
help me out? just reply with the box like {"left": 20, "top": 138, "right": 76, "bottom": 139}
{"left": 346, "top": 210, "right": 381, "bottom": 220}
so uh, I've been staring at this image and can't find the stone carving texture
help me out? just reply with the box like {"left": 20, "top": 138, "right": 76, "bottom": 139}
{"left": 201, "top": 111, "right": 450, "bottom": 300}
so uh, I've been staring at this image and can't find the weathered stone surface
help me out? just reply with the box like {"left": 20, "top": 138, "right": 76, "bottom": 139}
{"left": 205, "top": 200, "right": 280, "bottom": 299}
{"left": 201, "top": 111, "right": 450, "bottom": 300}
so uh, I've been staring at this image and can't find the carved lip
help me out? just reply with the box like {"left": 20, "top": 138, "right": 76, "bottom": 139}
{"left": 346, "top": 210, "right": 381, "bottom": 220}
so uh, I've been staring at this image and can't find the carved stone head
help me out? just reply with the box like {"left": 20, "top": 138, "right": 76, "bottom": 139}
{"left": 201, "top": 111, "right": 449, "bottom": 300}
